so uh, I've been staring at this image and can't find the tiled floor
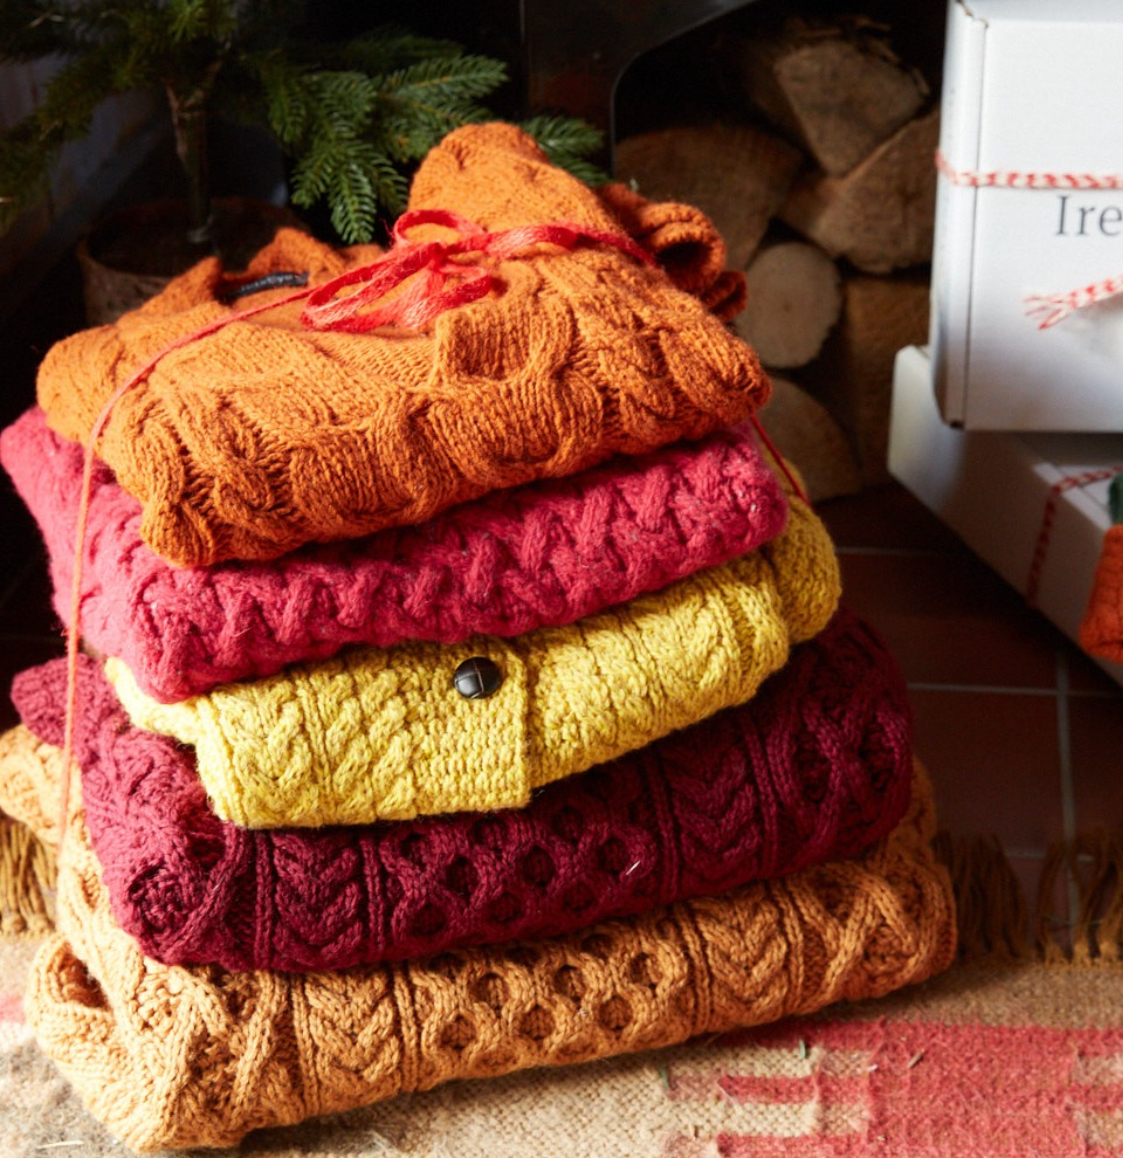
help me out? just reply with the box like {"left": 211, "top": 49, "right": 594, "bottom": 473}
{"left": 818, "top": 480, "right": 1123, "bottom": 944}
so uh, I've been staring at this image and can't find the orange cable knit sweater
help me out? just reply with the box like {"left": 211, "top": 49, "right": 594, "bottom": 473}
{"left": 37, "top": 123, "right": 769, "bottom": 567}
{"left": 1081, "top": 524, "right": 1123, "bottom": 662}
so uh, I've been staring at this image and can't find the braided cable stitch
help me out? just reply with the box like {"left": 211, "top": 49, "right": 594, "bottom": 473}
{"left": 0, "top": 407, "right": 789, "bottom": 703}
{"left": 11, "top": 608, "right": 913, "bottom": 972}
{"left": 103, "top": 483, "right": 840, "bottom": 828}
{"left": 594, "top": 182, "right": 746, "bottom": 317}
{"left": 36, "top": 123, "right": 771, "bottom": 568}
{"left": 0, "top": 730, "right": 955, "bottom": 1153}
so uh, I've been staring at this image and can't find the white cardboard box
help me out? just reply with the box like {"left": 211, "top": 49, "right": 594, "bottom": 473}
{"left": 931, "top": 0, "right": 1123, "bottom": 430}
{"left": 890, "top": 344, "right": 1123, "bottom": 685}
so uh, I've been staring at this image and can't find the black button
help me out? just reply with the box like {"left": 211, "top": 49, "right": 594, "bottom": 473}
{"left": 453, "top": 656, "right": 503, "bottom": 699}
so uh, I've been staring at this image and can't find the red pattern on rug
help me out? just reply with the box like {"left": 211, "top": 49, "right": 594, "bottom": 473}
{"left": 661, "top": 1018, "right": 1123, "bottom": 1157}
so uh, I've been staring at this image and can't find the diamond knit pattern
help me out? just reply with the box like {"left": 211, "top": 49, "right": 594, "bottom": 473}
{"left": 101, "top": 481, "right": 839, "bottom": 828}
{"left": 0, "top": 725, "right": 954, "bottom": 1154}
{"left": 35, "top": 123, "right": 770, "bottom": 567}
{"left": 0, "top": 407, "right": 788, "bottom": 703}
{"left": 12, "top": 608, "right": 913, "bottom": 973}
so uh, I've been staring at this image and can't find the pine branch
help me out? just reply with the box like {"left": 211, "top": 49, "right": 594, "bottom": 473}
{"left": 372, "top": 54, "right": 507, "bottom": 163}
{"left": 257, "top": 54, "right": 312, "bottom": 145}
{"left": 289, "top": 135, "right": 405, "bottom": 242}
{"left": 35, "top": 41, "right": 124, "bottom": 135}
{"left": 520, "top": 115, "right": 608, "bottom": 186}
{"left": 311, "top": 26, "right": 467, "bottom": 75}
{"left": 275, "top": 65, "right": 405, "bottom": 242}
{"left": 0, "top": 0, "right": 607, "bottom": 248}
{"left": 378, "top": 54, "right": 508, "bottom": 108}
{"left": 0, "top": 0, "right": 122, "bottom": 59}
{"left": 167, "top": 0, "right": 211, "bottom": 43}
{"left": 306, "top": 70, "right": 380, "bottom": 136}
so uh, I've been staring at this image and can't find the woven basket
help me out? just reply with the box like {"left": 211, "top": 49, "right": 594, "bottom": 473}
{"left": 78, "top": 196, "right": 305, "bottom": 325}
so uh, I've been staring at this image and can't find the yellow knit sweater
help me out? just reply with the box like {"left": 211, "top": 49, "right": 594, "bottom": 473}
{"left": 0, "top": 726, "right": 955, "bottom": 1154}
{"left": 106, "top": 486, "right": 840, "bottom": 828}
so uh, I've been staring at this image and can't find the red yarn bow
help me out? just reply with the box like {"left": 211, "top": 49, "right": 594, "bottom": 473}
{"left": 300, "top": 208, "right": 656, "bottom": 332}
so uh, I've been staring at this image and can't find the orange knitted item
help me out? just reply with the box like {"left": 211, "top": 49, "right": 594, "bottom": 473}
{"left": 595, "top": 182, "right": 747, "bottom": 320}
{"left": 2, "top": 729, "right": 955, "bottom": 1153}
{"left": 36, "top": 123, "right": 769, "bottom": 567}
{"left": 1080, "top": 524, "right": 1123, "bottom": 661}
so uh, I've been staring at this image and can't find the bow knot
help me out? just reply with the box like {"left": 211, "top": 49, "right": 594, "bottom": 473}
{"left": 299, "top": 208, "right": 655, "bottom": 333}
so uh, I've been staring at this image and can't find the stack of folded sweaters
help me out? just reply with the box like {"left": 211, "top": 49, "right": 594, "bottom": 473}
{"left": 0, "top": 123, "right": 955, "bottom": 1153}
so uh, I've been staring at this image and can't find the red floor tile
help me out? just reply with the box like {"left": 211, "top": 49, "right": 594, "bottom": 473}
{"left": 816, "top": 481, "right": 968, "bottom": 553}
{"left": 839, "top": 550, "right": 1062, "bottom": 689}
{"left": 1065, "top": 649, "right": 1123, "bottom": 694}
{"left": 1068, "top": 695, "right": 1123, "bottom": 835}
{"left": 909, "top": 688, "right": 1066, "bottom": 852}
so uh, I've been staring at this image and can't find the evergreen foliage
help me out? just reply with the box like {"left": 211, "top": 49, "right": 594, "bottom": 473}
{"left": 0, "top": 1, "right": 605, "bottom": 244}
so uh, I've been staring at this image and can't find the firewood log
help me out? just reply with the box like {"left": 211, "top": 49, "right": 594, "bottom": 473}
{"left": 722, "top": 16, "right": 929, "bottom": 177}
{"left": 802, "top": 269, "right": 931, "bottom": 484}
{"left": 736, "top": 239, "right": 842, "bottom": 369}
{"left": 778, "top": 105, "right": 940, "bottom": 273}
{"left": 758, "top": 374, "right": 863, "bottom": 503}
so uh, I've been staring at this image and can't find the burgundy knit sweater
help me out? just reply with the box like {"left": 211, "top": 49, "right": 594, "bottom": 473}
{"left": 13, "top": 608, "right": 913, "bottom": 973}
{"left": 0, "top": 406, "right": 788, "bottom": 703}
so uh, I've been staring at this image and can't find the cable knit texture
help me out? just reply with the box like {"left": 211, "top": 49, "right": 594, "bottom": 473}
{"left": 594, "top": 182, "right": 746, "bottom": 319}
{"left": 103, "top": 482, "right": 840, "bottom": 828}
{"left": 12, "top": 608, "right": 913, "bottom": 972}
{"left": 1080, "top": 524, "right": 1123, "bottom": 662}
{"left": 0, "top": 727, "right": 955, "bottom": 1153}
{"left": 35, "top": 123, "right": 770, "bottom": 567}
{"left": 0, "top": 406, "right": 788, "bottom": 704}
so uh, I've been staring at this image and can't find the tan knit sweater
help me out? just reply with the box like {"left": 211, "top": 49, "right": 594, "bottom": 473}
{"left": 0, "top": 727, "right": 956, "bottom": 1153}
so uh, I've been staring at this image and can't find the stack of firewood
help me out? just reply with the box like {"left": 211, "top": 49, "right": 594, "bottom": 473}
{"left": 615, "top": 14, "right": 937, "bottom": 501}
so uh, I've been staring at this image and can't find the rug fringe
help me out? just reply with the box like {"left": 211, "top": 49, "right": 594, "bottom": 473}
{"left": 934, "top": 831, "right": 1029, "bottom": 960}
{"left": 0, "top": 812, "right": 56, "bottom": 938}
{"left": 1037, "top": 830, "right": 1123, "bottom": 966}
{"left": 937, "top": 828, "right": 1123, "bottom": 965}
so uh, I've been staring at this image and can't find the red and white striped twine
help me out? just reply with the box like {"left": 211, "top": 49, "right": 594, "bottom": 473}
{"left": 935, "top": 150, "right": 1123, "bottom": 328}
{"left": 1025, "top": 466, "right": 1123, "bottom": 607}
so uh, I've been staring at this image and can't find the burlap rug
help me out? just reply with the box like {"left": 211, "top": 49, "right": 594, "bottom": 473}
{"left": 0, "top": 832, "right": 1120, "bottom": 1158}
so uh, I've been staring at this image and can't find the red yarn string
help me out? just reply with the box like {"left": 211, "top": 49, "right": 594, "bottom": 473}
{"left": 935, "top": 150, "right": 1123, "bottom": 190}
{"left": 300, "top": 209, "right": 655, "bottom": 332}
{"left": 750, "top": 413, "right": 810, "bottom": 507}
{"left": 57, "top": 282, "right": 315, "bottom": 854}
{"left": 53, "top": 210, "right": 684, "bottom": 854}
